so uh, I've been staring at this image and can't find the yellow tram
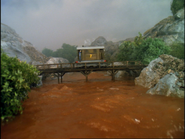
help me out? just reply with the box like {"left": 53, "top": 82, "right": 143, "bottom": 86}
{"left": 75, "top": 46, "right": 106, "bottom": 63}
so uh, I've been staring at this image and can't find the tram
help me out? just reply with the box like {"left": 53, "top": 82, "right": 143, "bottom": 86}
{"left": 75, "top": 45, "right": 106, "bottom": 63}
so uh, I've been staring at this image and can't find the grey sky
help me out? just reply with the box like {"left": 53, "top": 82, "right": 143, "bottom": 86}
{"left": 1, "top": 0, "right": 172, "bottom": 51}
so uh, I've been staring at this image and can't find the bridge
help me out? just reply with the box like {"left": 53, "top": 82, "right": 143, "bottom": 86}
{"left": 35, "top": 61, "right": 147, "bottom": 83}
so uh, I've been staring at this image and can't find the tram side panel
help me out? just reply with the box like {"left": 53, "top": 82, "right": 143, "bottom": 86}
{"left": 76, "top": 48, "right": 107, "bottom": 68}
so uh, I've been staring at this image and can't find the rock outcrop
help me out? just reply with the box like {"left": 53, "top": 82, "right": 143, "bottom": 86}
{"left": 46, "top": 57, "right": 69, "bottom": 64}
{"left": 1, "top": 23, "right": 49, "bottom": 64}
{"left": 146, "top": 73, "right": 184, "bottom": 98}
{"left": 135, "top": 54, "right": 184, "bottom": 98}
{"left": 45, "top": 57, "right": 69, "bottom": 68}
{"left": 143, "top": 8, "right": 184, "bottom": 45}
{"left": 91, "top": 36, "right": 107, "bottom": 46}
{"left": 90, "top": 36, "right": 119, "bottom": 61}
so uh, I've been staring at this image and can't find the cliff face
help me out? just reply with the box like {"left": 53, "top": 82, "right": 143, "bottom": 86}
{"left": 1, "top": 23, "right": 49, "bottom": 65}
{"left": 143, "top": 8, "right": 184, "bottom": 45}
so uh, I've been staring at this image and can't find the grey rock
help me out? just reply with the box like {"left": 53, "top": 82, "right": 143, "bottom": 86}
{"left": 174, "top": 8, "right": 184, "bottom": 20}
{"left": 1, "top": 40, "right": 32, "bottom": 63}
{"left": 113, "top": 62, "right": 124, "bottom": 78}
{"left": 143, "top": 8, "right": 184, "bottom": 45}
{"left": 46, "top": 57, "right": 69, "bottom": 64}
{"left": 182, "top": 80, "right": 184, "bottom": 87}
{"left": 136, "top": 54, "right": 184, "bottom": 98}
{"left": 176, "top": 82, "right": 182, "bottom": 87}
{"left": 46, "top": 57, "right": 69, "bottom": 68}
{"left": 146, "top": 74, "right": 180, "bottom": 97}
{"left": 37, "top": 75, "right": 43, "bottom": 87}
{"left": 91, "top": 36, "right": 107, "bottom": 46}
{"left": 1, "top": 23, "right": 49, "bottom": 64}
{"left": 135, "top": 57, "right": 163, "bottom": 88}
{"left": 177, "top": 89, "right": 184, "bottom": 98}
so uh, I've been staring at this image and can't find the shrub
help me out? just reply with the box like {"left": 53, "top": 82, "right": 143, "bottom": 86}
{"left": 117, "top": 33, "right": 170, "bottom": 64}
{"left": 1, "top": 52, "right": 40, "bottom": 120}
{"left": 135, "top": 37, "right": 170, "bottom": 64}
{"left": 117, "top": 41, "right": 136, "bottom": 61}
{"left": 169, "top": 42, "right": 184, "bottom": 59}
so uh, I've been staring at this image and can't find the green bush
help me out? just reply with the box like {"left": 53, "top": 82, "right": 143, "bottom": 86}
{"left": 169, "top": 42, "right": 184, "bottom": 59}
{"left": 117, "top": 33, "right": 170, "bottom": 64}
{"left": 135, "top": 37, "right": 170, "bottom": 64}
{"left": 171, "top": 0, "right": 184, "bottom": 15}
{"left": 54, "top": 43, "right": 77, "bottom": 63}
{"left": 1, "top": 52, "right": 40, "bottom": 120}
{"left": 42, "top": 48, "right": 53, "bottom": 57}
{"left": 117, "top": 41, "right": 136, "bottom": 61}
{"left": 117, "top": 32, "right": 143, "bottom": 61}
{"left": 42, "top": 43, "right": 77, "bottom": 63}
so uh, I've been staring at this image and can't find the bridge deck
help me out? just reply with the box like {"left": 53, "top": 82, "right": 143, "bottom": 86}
{"left": 35, "top": 61, "right": 147, "bottom": 83}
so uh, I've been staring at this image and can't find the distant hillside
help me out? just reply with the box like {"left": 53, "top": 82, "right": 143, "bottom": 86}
{"left": 1, "top": 23, "right": 49, "bottom": 65}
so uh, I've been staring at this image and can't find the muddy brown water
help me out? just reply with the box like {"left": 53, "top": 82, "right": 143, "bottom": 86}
{"left": 1, "top": 72, "right": 184, "bottom": 139}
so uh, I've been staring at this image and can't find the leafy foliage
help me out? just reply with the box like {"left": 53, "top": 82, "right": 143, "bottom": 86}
{"left": 169, "top": 42, "right": 184, "bottom": 59}
{"left": 42, "top": 43, "right": 77, "bottom": 63}
{"left": 117, "top": 33, "right": 170, "bottom": 64}
{"left": 135, "top": 37, "right": 170, "bottom": 64}
{"left": 42, "top": 48, "right": 53, "bottom": 57}
{"left": 1, "top": 52, "right": 40, "bottom": 120}
{"left": 170, "top": 0, "right": 184, "bottom": 15}
{"left": 117, "top": 41, "right": 136, "bottom": 61}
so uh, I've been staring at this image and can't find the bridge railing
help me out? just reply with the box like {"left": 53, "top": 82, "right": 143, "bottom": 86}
{"left": 35, "top": 61, "right": 143, "bottom": 70}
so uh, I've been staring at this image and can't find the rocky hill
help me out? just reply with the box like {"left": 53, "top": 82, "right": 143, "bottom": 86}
{"left": 90, "top": 36, "right": 119, "bottom": 61}
{"left": 143, "top": 8, "right": 184, "bottom": 45}
{"left": 1, "top": 23, "right": 49, "bottom": 65}
{"left": 91, "top": 36, "right": 107, "bottom": 46}
{"left": 90, "top": 8, "right": 184, "bottom": 63}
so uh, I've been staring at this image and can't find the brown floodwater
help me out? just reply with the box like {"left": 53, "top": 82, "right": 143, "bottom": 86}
{"left": 1, "top": 72, "right": 184, "bottom": 139}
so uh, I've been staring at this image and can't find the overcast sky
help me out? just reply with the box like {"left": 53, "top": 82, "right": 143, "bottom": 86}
{"left": 1, "top": 0, "right": 172, "bottom": 51}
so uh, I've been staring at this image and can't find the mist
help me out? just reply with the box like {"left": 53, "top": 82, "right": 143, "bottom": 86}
{"left": 1, "top": 0, "right": 172, "bottom": 51}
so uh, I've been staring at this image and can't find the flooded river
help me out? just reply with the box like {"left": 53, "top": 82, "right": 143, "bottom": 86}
{"left": 1, "top": 72, "right": 184, "bottom": 139}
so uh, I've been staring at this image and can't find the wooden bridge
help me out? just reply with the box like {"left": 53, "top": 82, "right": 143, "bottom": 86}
{"left": 35, "top": 61, "right": 147, "bottom": 83}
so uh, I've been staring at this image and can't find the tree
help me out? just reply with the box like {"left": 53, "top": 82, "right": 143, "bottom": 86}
{"left": 135, "top": 38, "right": 170, "bottom": 64}
{"left": 42, "top": 48, "right": 53, "bottom": 57}
{"left": 117, "top": 33, "right": 170, "bottom": 64}
{"left": 117, "top": 41, "right": 136, "bottom": 61}
{"left": 171, "top": 0, "right": 184, "bottom": 15}
{"left": 52, "top": 43, "right": 77, "bottom": 63}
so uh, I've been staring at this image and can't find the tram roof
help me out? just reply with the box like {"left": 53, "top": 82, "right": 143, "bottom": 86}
{"left": 77, "top": 46, "right": 104, "bottom": 50}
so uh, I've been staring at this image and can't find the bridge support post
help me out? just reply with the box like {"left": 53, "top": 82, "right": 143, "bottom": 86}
{"left": 112, "top": 70, "right": 115, "bottom": 81}
{"left": 112, "top": 71, "right": 115, "bottom": 81}
{"left": 86, "top": 75, "right": 88, "bottom": 82}
{"left": 57, "top": 73, "right": 59, "bottom": 84}
{"left": 59, "top": 72, "right": 66, "bottom": 83}
{"left": 80, "top": 70, "right": 92, "bottom": 82}
{"left": 108, "top": 70, "right": 118, "bottom": 81}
